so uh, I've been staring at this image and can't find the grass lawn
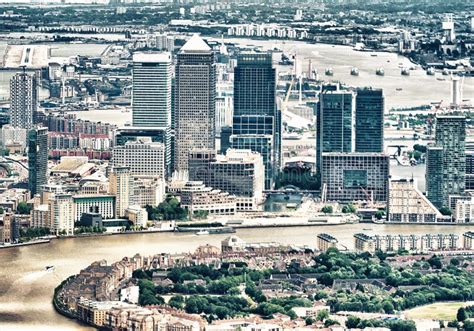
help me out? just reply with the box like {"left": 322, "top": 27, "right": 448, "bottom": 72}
{"left": 405, "top": 301, "right": 473, "bottom": 320}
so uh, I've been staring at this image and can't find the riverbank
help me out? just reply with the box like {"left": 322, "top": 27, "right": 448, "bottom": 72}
{"left": 0, "top": 238, "right": 50, "bottom": 250}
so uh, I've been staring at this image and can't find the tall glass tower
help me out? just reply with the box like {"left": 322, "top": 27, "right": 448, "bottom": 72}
{"left": 131, "top": 52, "right": 172, "bottom": 176}
{"left": 28, "top": 127, "right": 48, "bottom": 197}
{"left": 426, "top": 115, "right": 466, "bottom": 209}
{"left": 355, "top": 88, "right": 384, "bottom": 153}
{"left": 230, "top": 52, "right": 280, "bottom": 189}
{"left": 174, "top": 34, "right": 216, "bottom": 173}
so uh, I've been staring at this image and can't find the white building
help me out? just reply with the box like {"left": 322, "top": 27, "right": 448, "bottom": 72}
{"left": 455, "top": 197, "right": 474, "bottom": 223}
{"left": 73, "top": 195, "right": 116, "bottom": 222}
{"left": 49, "top": 194, "right": 74, "bottom": 236}
{"left": 130, "top": 176, "right": 165, "bottom": 208}
{"left": 0, "top": 125, "right": 27, "bottom": 151}
{"left": 111, "top": 139, "right": 165, "bottom": 178}
{"left": 10, "top": 72, "right": 37, "bottom": 130}
{"left": 126, "top": 205, "right": 148, "bottom": 228}
{"left": 179, "top": 181, "right": 236, "bottom": 216}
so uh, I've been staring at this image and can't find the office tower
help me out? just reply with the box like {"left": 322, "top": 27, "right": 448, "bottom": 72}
{"left": 10, "top": 72, "right": 37, "bottom": 130}
{"left": 132, "top": 52, "right": 172, "bottom": 128}
{"left": 131, "top": 52, "right": 172, "bottom": 176}
{"left": 49, "top": 194, "right": 74, "bottom": 236}
{"left": 174, "top": 34, "right": 216, "bottom": 173}
{"left": 355, "top": 88, "right": 384, "bottom": 153}
{"left": 28, "top": 127, "right": 48, "bottom": 197}
{"left": 231, "top": 52, "right": 280, "bottom": 189}
{"left": 189, "top": 148, "right": 265, "bottom": 211}
{"left": 73, "top": 195, "right": 116, "bottom": 222}
{"left": 108, "top": 166, "right": 130, "bottom": 218}
{"left": 317, "top": 90, "right": 355, "bottom": 169}
{"left": 220, "top": 126, "right": 232, "bottom": 154}
{"left": 426, "top": 115, "right": 466, "bottom": 209}
{"left": 111, "top": 139, "right": 165, "bottom": 178}
{"left": 466, "top": 151, "right": 474, "bottom": 191}
{"left": 321, "top": 152, "right": 389, "bottom": 204}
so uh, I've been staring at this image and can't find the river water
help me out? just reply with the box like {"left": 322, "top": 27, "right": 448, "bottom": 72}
{"left": 0, "top": 224, "right": 470, "bottom": 330}
{"left": 0, "top": 37, "right": 471, "bottom": 329}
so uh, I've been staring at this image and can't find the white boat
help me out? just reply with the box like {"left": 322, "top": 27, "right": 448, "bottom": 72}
{"left": 426, "top": 67, "right": 435, "bottom": 75}
{"left": 376, "top": 67, "right": 385, "bottom": 76}
{"left": 442, "top": 68, "right": 450, "bottom": 76}
{"left": 350, "top": 67, "right": 359, "bottom": 76}
{"left": 45, "top": 265, "right": 55, "bottom": 272}
{"left": 195, "top": 230, "right": 209, "bottom": 236}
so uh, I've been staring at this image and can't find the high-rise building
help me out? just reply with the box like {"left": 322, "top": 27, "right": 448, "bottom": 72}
{"left": 317, "top": 90, "right": 355, "bottom": 169}
{"left": 108, "top": 166, "right": 130, "bottom": 218}
{"left": 355, "top": 88, "right": 384, "bottom": 153}
{"left": 111, "top": 139, "right": 165, "bottom": 178}
{"left": 230, "top": 52, "right": 280, "bottom": 189}
{"left": 10, "top": 72, "right": 37, "bottom": 130}
{"left": 28, "top": 127, "right": 48, "bottom": 197}
{"left": 174, "top": 34, "right": 216, "bottom": 173}
{"left": 131, "top": 52, "right": 172, "bottom": 176}
{"left": 49, "top": 194, "right": 74, "bottom": 236}
{"left": 426, "top": 115, "right": 466, "bottom": 209}
{"left": 132, "top": 52, "right": 172, "bottom": 129}
{"left": 189, "top": 148, "right": 265, "bottom": 211}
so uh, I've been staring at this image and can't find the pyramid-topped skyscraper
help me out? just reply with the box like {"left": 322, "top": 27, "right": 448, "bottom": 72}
{"left": 174, "top": 34, "right": 216, "bottom": 173}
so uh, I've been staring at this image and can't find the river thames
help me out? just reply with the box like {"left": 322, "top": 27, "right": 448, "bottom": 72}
{"left": 0, "top": 224, "right": 471, "bottom": 330}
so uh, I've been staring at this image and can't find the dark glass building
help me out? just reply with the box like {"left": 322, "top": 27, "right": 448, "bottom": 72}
{"left": 355, "top": 88, "right": 384, "bottom": 153}
{"left": 28, "top": 127, "right": 48, "bottom": 196}
{"left": 231, "top": 52, "right": 280, "bottom": 189}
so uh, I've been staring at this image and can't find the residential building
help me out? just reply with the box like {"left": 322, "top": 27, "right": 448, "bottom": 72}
{"left": 108, "top": 166, "right": 130, "bottom": 218}
{"left": 355, "top": 88, "right": 384, "bottom": 153}
{"left": 354, "top": 233, "right": 375, "bottom": 253}
{"left": 463, "top": 231, "right": 474, "bottom": 250}
{"left": 230, "top": 52, "right": 280, "bottom": 189}
{"left": 388, "top": 178, "right": 443, "bottom": 223}
{"left": 111, "top": 139, "right": 165, "bottom": 178}
{"left": 174, "top": 34, "right": 216, "bottom": 173}
{"left": 316, "top": 233, "right": 338, "bottom": 252}
{"left": 426, "top": 115, "right": 466, "bottom": 209}
{"left": 466, "top": 151, "right": 474, "bottom": 191}
{"left": 188, "top": 149, "right": 264, "bottom": 211}
{"left": 125, "top": 205, "right": 148, "bottom": 228}
{"left": 10, "top": 72, "right": 37, "bottom": 130}
{"left": 28, "top": 127, "right": 48, "bottom": 197}
{"left": 49, "top": 194, "right": 74, "bottom": 236}
{"left": 455, "top": 197, "right": 474, "bottom": 223}
{"left": 179, "top": 181, "right": 236, "bottom": 216}
{"left": 0, "top": 125, "right": 27, "bottom": 152}
{"left": 321, "top": 153, "right": 389, "bottom": 204}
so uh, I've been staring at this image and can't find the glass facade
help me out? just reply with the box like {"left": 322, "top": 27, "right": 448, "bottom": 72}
{"left": 28, "top": 127, "right": 48, "bottom": 196}
{"left": 355, "top": 88, "right": 384, "bottom": 153}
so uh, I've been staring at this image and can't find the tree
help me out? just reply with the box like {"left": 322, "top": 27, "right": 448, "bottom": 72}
{"left": 342, "top": 204, "right": 356, "bottom": 213}
{"left": 346, "top": 316, "right": 361, "bottom": 329}
{"left": 321, "top": 205, "right": 333, "bottom": 214}
{"left": 375, "top": 210, "right": 385, "bottom": 220}
{"left": 305, "top": 317, "right": 315, "bottom": 326}
{"left": 169, "top": 295, "right": 185, "bottom": 309}
{"left": 17, "top": 201, "right": 31, "bottom": 215}
{"left": 316, "top": 309, "right": 329, "bottom": 321}
{"left": 457, "top": 307, "right": 468, "bottom": 322}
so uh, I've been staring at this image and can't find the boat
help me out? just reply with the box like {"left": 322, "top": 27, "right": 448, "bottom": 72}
{"left": 376, "top": 67, "right": 385, "bottom": 76}
{"left": 325, "top": 68, "right": 334, "bottom": 76}
{"left": 396, "top": 88, "right": 403, "bottom": 91}
{"left": 442, "top": 68, "right": 449, "bottom": 76}
{"left": 195, "top": 230, "right": 209, "bottom": 236}
{"left": 350, "top": 67, "right": 359, "bottom": 76}
{"left": 371, "top": 54, "right": 378, "bottom": 57}
{"left": 286, "top": 203, "right": 298, "bottom": 209}
{"left": 426, "top": 67, "right": 435, "bottom": 75}
{"left": 437, "top": 77, "right": 446, "bottom": 81}
{"left": 45, "top": 265, "right": 55, "bottom": 272}
{"left": 401, "top": 67, "right": 410, "bottom": 76}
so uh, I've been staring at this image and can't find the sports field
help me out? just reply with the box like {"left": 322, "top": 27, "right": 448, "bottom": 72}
{"left": 405, "top": 301, "right": 473, "bottom": 320}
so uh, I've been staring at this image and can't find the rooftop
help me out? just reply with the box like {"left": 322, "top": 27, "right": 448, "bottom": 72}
{"left": 133, "top": 52, "right": 171, "bottom": 63}
{"left": 179, "top": 34, "right": 211, "bottom": 53}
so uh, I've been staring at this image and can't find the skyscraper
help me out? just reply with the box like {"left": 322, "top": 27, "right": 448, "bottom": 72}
{"left": 131, "top": 52, "right": 172, "bottom": 177}
{"left": 28, "top": 127, "right": 48, "bottom": 197}
{"left": 355, "top": 88, "right": 384, "bottom": 153}
{"left": 132, "top": 52, "right": 172, "bottom": 129}
{"left": 174, "top": 34, "right": 216, "bottom": 173}
{"left": 108, "top": 166, "right": 130, "bottom": 218}
{"left": 10, "top": 72, "right": 37, "bottom": 130}
{"left": 230, "top": 52, "right": 280, "bottom": 189}
{"left": 426, "top": 115, "right": 466, "bottom": 209}
{"left": 317, "top": 90, "right": 355, "bottom": 168}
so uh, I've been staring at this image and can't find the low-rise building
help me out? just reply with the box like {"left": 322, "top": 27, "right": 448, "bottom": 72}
{"left": 455, "top": 197, "right": 474, "bottom": 223}
{"left": 73, "top": 195, "right": 116, "bottom": 222}
{"left": 316, "top": 233, "right": 338, "bottom": 252}
{"left": 130, "top": 176, "right": 165, "bottom": 208}
{"left": 354, "top": 233, "right": 375, "bottom": 253}
{"left": 126, "top": 205, "right": 148, "bottom": 228}
{"left": 179, "top": 181, "right": 236, "bottom": 216}
{"left": 463, "top": 231, "right": 474, "bottom": 250}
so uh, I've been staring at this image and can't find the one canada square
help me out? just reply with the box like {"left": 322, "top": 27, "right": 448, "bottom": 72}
{"left": 174, "top": 35, "right": 216, "bottom": 173}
